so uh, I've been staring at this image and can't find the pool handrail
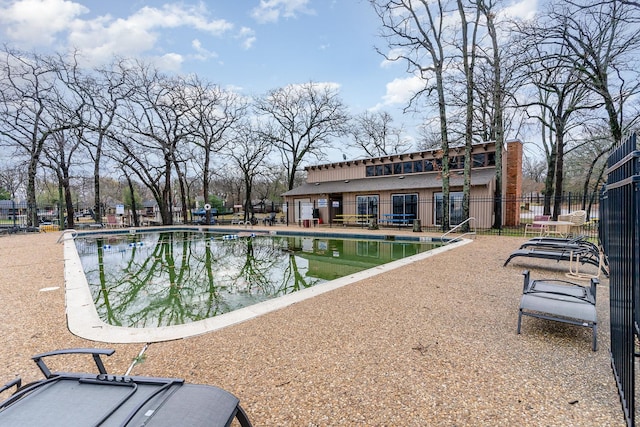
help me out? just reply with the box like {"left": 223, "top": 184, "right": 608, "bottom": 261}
{"left": 441, "top": 217, "right": 476, "bottom": 244}
{"left": 56, "top": 229, "right": 78, "bottom": 243}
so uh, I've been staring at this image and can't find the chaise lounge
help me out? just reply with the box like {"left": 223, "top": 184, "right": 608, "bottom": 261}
{"left": 504, "top": 238, "right": 608, "bottom": 277}
{"left": 0, "top": 348, "right": 253, "bottom": 427}
{"left": 517, "top": 270, "right": 598, "bottom": 351}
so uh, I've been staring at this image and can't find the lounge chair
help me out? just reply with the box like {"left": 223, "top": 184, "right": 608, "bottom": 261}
{"left": 0, "top": 348, "right": 253, "bottom": 427}
{"left": 504, "top": 241, "right": 608, "bottom": 277}
{"left": 518, "top": 236, "right": 600, "bottom": 254}
{"left": 517, "top": 270, "right": 598, "bottom": 351}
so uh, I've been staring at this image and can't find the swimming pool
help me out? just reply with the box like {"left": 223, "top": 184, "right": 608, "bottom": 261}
{"left": 63, "top": 227, "right": 470, "bottom": 343}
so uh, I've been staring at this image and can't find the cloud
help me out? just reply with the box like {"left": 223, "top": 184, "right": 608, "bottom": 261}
{"left": 154, "top": 52, "right": 184, "bottom": 72}
{"left": 237, "top": 27, "right": 256, "bottom": 50}
{"left": 0, "top": 1, "right": 236, "bottom": 65}
{"left": 0, "top": 0, "right": 89, "bottom": 46}
{"left": 191, "top": 39, "right": 218, "bottom": 61}
{"left": 499, "top": 0, "right": 538, "bottom": 21}
{"left": 374, "top": 76, "right": 425, "bottom": 108}
{"left": 250, "top": 0, "right": 314, "bottom": 24}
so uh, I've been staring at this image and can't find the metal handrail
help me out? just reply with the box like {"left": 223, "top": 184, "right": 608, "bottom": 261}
{"left": 56, "top": 229, "right": 78, "bottom": 243}
{"left": 440, "top": 217, "right": 476, "bottom": 244}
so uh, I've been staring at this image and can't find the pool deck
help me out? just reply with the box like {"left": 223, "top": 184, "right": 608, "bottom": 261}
{"left": 0, "top": 225, "right": 624, "bottom": 426}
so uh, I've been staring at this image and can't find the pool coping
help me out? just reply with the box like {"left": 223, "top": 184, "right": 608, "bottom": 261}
{"left": 62, "top": 226, "right": 472, "bottom": 343}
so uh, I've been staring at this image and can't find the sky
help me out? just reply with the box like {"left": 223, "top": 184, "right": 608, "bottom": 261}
{"left": 0, "top": 0, "right": 538, "bottom": 162}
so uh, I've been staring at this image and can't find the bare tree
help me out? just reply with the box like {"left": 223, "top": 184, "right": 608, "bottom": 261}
{"left": 82, "top": 58, "right": 134, "bottom": 224}
{"left": 41, "top": 129, "right": 85, "bottom": 227}
{"left": 564, "top": 128, "right": 613, "bottom": 218}
{"left": 476, "top": 0, "right": 510, "bottom": 228}
{"left": 0, "top": 161, "right": 26, "bottom": 199}
{"left": 545, "top": 0, "right": 640, "bottom": 144}
{"left": 518, "top": 40, "right": 595, "bottom": 218}
{"left": 255, "top": 81, "right": 350, "bottom": 191}
{"left": 456, "top": 0, "right": 480, "bottom": 229}
{"left": 370, "top": 0, "right": 453, "bottom": 229}
{"left": 349, "top": 110, "right": 410, "bottom": 157}
{"left": 514, "top": 0, "right": 640, "bottom": 218}
{"left": 183, "top": 75, "right": 247, "bottom": 223}
{"left": 0, "top": 48, "right": 82, "bottom": 226}
{"left": 110, "top": 62, "right": 191, "bottom": 225}
{"left": 225, "top": 122, "right": 272, "bottom": 223}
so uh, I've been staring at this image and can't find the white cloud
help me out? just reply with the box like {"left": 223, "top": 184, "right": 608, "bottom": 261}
{"left": 130, "top": 4, "right": 233, "bottom": 35}
{"left": 237, "top": 27, "right": 256, "bottom": 50}
{"left": 191, "top": 39, "right": 218, "bottom": 61}
{"left": 251, "top": 0, "right": 314, "bottom": 24}
{"left": 499, "top": 0, "right": 538, "bottom": 21}
{"left": 0, "top": 1, "right": 236, "bottom": 66}
{"left": 154, "top": 52, "right": 184, "bottom": 72}
{"left": 374, "top": 75, "right": 425, "bottom": 108}
{"left": 0, "top": 0, "right": 88, "bottom": 46}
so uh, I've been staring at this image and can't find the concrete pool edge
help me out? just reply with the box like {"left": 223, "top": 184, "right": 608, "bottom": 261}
{"left": 63, "top": 228, "right": 472, "bottom": 344}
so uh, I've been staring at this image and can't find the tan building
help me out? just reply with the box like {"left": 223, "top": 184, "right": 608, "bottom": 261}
{"left": 282, "top": 139, "right": 523, "bottom": 229}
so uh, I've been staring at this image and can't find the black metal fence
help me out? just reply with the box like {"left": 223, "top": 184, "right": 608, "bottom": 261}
{"left": 318, "top": 195, "right": 600, "bottom": 238}
{"left": 1, "top": 194, "right": 603, "bottom": 238}
{"left": 601, "top": 132, "right": 639, "bottom": 426}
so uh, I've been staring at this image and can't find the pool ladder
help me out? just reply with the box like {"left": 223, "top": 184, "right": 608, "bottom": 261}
{"left": 440, "top": 217, "right": 476, "bottom": 244}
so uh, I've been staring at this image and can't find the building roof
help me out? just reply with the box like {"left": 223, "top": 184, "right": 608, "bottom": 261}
{"left": 283, "top": 167, "right": 495, "bottom": 197}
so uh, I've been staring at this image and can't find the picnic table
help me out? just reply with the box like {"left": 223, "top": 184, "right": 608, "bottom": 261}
{"left": 332, "top": 214, "right": 372, "bottom": 226}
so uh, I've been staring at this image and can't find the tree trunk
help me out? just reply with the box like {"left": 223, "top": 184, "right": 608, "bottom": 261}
{"left": 26, "top": 157, "right": 39, "bottom": 227}
{"left": 436, "top": 72, "right": 450, "bottom": 232}
{"left": 552, "top": 120, "right": 565, "bottom": 220}
{"left": 93, "top": 137, "right": 103, "bottom": 224}
{"left": 126, "top": 174, "right": 140, "bottom": 227}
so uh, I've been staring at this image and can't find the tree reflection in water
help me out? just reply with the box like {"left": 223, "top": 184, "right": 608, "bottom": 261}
{"left": 79, "top": 231, "right": 436, "bottom": 328}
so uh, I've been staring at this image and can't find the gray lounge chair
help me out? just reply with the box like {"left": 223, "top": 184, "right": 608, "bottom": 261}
{"left": 504, "top": 242, "right": 608, "bottom": 277}
{"left": 517, "top": 270, "right": 598, "bottom": 351}
{"left": 518, "top": 235, "right": 587, "bottom": 249}
{"left": 0, "top": 348, "right": 253, "bottom": 427}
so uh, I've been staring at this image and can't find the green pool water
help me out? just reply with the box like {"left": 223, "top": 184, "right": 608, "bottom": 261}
{"left": 76, "top": 231, "right": 441, "bottom": 328}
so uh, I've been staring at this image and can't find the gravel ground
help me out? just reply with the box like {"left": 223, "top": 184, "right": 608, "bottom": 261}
{"left": 0, "top": 228, "right": 625, "bottom": 426}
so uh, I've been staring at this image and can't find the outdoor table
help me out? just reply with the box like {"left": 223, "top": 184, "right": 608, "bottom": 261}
{"left": 533, "top": 220, "right": 574, "bottom": 237}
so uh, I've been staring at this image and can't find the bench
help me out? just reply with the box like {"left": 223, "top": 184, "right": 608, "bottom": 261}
{"left": 378, "top": 214, "right": 415, "bottom": 227}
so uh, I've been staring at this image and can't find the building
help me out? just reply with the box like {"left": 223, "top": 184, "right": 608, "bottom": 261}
{"left": 282, "top": 139, "right": 523, "bottom": 229}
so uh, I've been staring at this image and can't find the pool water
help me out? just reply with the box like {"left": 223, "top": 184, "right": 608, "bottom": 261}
{"left": 76, "top": 231, "right": 440, "bottom": 328}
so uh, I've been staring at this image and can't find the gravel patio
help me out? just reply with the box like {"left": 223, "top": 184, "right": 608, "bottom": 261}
{"left": 0, "top": 228, "right": 625, "bottom": 426}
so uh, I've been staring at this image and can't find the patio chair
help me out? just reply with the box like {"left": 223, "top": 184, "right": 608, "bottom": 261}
{"left": 0, "top": 348, "right": 253, "bottom": 427}
{"left": 263, "top": 212, "right": 277, "bottom": 226}
{"left": 517, "top": 270, "right": 598, "bottom": 351}
{"left": 524, "top": 214, "right": 550, "bottom": 236}
{"left": 105, "top": 214, "right": 122, "bottom": 228}
{"left": 568, "top": 210, "right": 587, "bottom": 235}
